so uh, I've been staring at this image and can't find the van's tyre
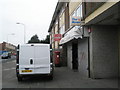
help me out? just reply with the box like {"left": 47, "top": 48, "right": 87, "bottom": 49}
{"left": 17, "top": 76, "right": 23, "bottom": 81}
{"left": 49, "top": 75, "right": 53, "bottom": 80}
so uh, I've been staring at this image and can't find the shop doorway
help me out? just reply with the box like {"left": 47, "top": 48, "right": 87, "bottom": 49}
{"left": 72, "top": 43, "right": 78, "bottom": 70}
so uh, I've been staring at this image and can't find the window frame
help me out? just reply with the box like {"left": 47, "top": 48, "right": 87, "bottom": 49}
{"left": 70, "top": 4, "right": 83, "bottom": 27}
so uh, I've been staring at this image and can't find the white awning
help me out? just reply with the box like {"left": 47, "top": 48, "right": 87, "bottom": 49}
{"left": 59, "top": 27, "right": 83, "bottom": 45}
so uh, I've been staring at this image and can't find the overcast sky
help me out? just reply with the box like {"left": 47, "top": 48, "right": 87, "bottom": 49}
{"left": 0, "top": 0, "right": 58, "bottom": 45}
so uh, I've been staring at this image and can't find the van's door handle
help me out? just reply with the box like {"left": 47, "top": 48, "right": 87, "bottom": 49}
{"left": 30, "top": 59, "right": 33, "bottom": 64}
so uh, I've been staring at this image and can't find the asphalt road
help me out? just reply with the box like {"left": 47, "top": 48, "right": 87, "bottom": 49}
{"left": 1, "top": 57, "right": 118, "bottom": 89}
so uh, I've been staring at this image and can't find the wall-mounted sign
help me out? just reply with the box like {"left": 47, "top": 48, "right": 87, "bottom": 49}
{"left": 71, "top": 16, "right": 81, "bottom": 26}
{"left": 54, "top": 34, "right": 62, "bottom": 41}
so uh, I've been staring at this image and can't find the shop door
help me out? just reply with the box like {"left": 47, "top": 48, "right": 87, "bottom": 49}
{"left": 72, "top": 43, "right": 78, "bottom": 70}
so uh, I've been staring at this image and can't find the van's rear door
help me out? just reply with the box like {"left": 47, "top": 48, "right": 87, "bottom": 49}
{"left": 34, "top": 45, "right": 50, "bottom": 74}
{"left": 19, "top": 45, "right": 34, "bottom": 74}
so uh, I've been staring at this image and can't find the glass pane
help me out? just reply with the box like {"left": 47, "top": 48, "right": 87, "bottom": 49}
{"left": 80, "top": 5, "right": 83, "bottom": 18}
{"left": 72, "top": 11, "right": 76, "bottom": 16}
{"left": 60, "top": 25, "right": 65, "bottom": 35}
{"left": 77, "top": 7, "right": 80, "bottom": 17}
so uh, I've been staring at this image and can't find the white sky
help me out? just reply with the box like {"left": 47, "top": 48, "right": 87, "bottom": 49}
{"left": 0, "top": 0, "right": 58, "bottom": 45}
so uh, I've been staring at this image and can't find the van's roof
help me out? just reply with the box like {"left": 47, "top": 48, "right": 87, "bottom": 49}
{"left": 19, "top": 44, "right": 50, "bottom": 47}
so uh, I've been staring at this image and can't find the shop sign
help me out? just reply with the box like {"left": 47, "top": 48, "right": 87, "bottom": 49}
{"left": 71, "top": 16, "right": 81, "bottom": 26}
{"left": 54, "top": 34, "right": 62, "bottom": 41}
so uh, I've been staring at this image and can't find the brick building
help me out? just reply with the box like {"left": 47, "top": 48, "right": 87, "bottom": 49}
{"left": 48, "top": 1, "right": 120, "bottom": 79}
{"left": 0, "top": 42, "right": 16, "bottom": 55}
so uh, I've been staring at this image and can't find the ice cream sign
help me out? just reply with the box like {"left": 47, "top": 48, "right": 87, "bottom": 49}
{"left": 71, "top": 16, "right": 81, "bottom": 26}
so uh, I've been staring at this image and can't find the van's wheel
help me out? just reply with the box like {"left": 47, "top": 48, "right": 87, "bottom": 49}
{"left": 17, "top": 76, "right": 23, "bottom": 81}
{"left": 49, "top": 75, "right": 53, "bottom": 80}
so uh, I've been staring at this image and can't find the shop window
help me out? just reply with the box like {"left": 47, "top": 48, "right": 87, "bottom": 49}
{"left": 59, "top": 46, "right": 63, "bottom": 49}
{"left": 60, "top": 25, "right": 65, "bottom": 35}
{"left": 70, "top": 4, "right": 83, "bottom": 27}
{"left": 72, "top": 4, "right": 82, "bottom": 18}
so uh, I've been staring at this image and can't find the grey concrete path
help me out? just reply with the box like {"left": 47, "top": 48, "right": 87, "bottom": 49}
{"left": 53, "top": 67, "right": 118, "bottom": 88}
{"left": 2, "top": 59, "right": 118, "bottom": 88}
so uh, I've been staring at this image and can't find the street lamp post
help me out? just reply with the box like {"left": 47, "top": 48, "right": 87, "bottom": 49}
{"left": 7, "top": 33, "right": 15, "bottom": 43}
{"left": 16, "top": 22, "right": 26, "bottom": 44}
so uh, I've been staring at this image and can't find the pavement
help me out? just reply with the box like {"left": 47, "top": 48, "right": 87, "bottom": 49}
{"left": 2, "top": 59, "right": 118, "bottom": 89}
{"left": 53, "top": 67, "right": 118, "bottom": 88}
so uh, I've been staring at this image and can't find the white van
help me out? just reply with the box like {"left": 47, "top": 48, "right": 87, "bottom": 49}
{"left": 16, "top": 44, "right": 53, "bottom": 81}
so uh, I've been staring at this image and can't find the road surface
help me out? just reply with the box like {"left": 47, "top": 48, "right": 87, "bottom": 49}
{"left": 2, "top": 57, "right": 118, "bottom": 88}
